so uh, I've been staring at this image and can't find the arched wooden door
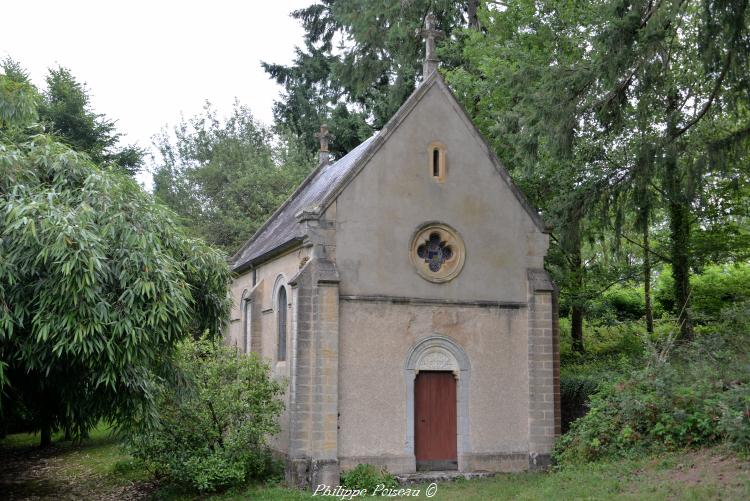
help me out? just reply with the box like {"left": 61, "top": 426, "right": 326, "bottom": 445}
{"left": 414, "top": 371, "right": 457, "bottom": 470}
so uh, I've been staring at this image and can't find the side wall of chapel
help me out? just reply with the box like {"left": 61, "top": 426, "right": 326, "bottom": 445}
{"left": 228, "top": 247, "right": 311, "bottom": 457}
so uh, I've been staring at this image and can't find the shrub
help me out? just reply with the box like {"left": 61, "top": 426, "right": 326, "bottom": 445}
{"left": 555, "top": 301, "right": 750, "bottom": 464}
{"left": 340, "top": 464, "right": 398, "bottom": 491}
{"left": 654, "top": 264, "right": 750, "bottom": 321}
{"left": 588, "top": 286, "right": 646, "bottom": 325}
{"left": 126, "top": 337, "right": 285, "bottom": 492}
{"left": 560, "top": 374, "right": 600, "bottom": 433}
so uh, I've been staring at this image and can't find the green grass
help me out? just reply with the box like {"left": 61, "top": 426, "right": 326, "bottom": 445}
{"left": 154, "top": 448, "right": 750, "bottom": 500}
{"left": 3, "top": 426, "right": 749, "bottom": 500}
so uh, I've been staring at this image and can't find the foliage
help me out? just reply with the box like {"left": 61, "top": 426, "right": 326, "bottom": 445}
{"left": 559, "top": 320, "right": 644, "bottom": 431}
{"left": 1, "top": 59, "right": 145, "bottom": 175}
{"left": 339, "top": 464, "right": 398, "bottom": 491}
{"left": 0, "top": 59, "right": 38, "bottom": 131}
{"left": 263, "top": 0, "right": 481, "bottom": 157}
{"left": 125, "top": 338, "right": 285, "bottom": 493}
{"left": 37, "top": 67, "right": 145, "bottom": 175}
{"left": 654, "top": 264, "right": 750, "bottom": 321}
{"left": 0, "top": 76, "right": 232, "bottom": 442}
{"left": 555, "top": 301, "right": 750, "bottom": 463}
{"left": 588, "top": 285, "right": 646, "bottom": 325}
{"left": 152, "top": 102, "right": 314, "bottom": 254}
{"left": 445, "top": 0, "right": 750, "bottom": 346}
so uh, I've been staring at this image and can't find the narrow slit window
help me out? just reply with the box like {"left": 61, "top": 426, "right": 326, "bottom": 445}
{"left": 277, "top": 287, "right": 287, "bottom": 361}
{"left": 428, "top": 142, "right": 446, "bottom": 181}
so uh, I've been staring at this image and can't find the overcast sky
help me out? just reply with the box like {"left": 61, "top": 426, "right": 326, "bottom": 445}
{"left": 1, "top": 0, "right": 311, "bottom": 187}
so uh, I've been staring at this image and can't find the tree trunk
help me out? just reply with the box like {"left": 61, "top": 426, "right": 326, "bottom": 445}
{"left": 570, "top": 229, "right": 585, "bottom": 353}
{"left": 669, "top": 200, "right": 692, "bottom": 338}
{"left": 571, "top": 303, "right": 584, "bottom": 353}
{"left": 665, "top": 91, "right": 693, "bottom": 339}
{"left": 40, "top": 422, "right": 52, "bottom": 447}
{"left": 643, "top": 223, "right": 654, "bottom": 334}
{"left": 467, "top": 0, "right": 480, "bottom": 30}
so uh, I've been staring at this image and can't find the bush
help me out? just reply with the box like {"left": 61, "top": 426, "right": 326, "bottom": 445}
{"left": 588, "top": 286, "right": 646, "bottom": 325}
{"left": 654, "top": 264, "right": 750, "bottom": 321}
{"left": 555, "top": 301, "right": 750, "bottom": 464}
{"left": 558, "top": 320, "right": 645, "bottom": 432}
{"left": 126, "top": 337, "right": 285, "bottom": 492}
{"left": 340, "top": 464, "right": 398, "bottom": 491}
{"left": 560, "top": 374, "right": 600, "bottom": 433}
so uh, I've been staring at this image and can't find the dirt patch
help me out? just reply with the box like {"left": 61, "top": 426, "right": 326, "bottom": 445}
{"left": 661, "top": 449, "right": 750, "bottom": 488}
{"left": 0, "top": 444, "right": 156, "bottom": 500}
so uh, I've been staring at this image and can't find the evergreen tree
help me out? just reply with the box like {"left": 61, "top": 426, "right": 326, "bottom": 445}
{"left": 584, "top": 0, "right": 750, "bottom": 338}
{"left": 264, "top": 0, "right": 481, "bottom": 158}
{"left": 1, "top": 59, "right": 145, "bottom": 176}
{"left": 38, "top": 67, "right": 145, "bottom": 175}
{"left": 447, "top": 0, "right": 750, "bottom": 345}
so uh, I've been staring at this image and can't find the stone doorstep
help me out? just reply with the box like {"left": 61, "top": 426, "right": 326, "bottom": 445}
{"left": 394, "top": 470, "right": 496, "bottom": 485}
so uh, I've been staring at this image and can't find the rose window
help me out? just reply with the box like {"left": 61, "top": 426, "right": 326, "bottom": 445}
{"left": 410, "top": 224, "right": 465, "bottom": 283}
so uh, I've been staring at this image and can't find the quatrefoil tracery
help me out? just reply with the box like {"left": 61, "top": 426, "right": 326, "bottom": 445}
{"left": 416, "top": 232, "right": 454, "bottom": 272}
{"left": 410, "top": 224, "right": 465, "bottom": 283}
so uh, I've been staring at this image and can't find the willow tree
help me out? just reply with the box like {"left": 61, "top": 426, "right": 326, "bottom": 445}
{"left": 0, "top": 71, "right": 232, "bottom": 445}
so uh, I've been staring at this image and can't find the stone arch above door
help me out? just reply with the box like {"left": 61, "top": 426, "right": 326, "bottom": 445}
{"left": 404, "top": 335, "right": 470, "bottom": 470}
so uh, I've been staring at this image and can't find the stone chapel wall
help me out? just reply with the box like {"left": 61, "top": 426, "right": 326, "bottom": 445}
{"left": 337, "top": 300, "right": 530, "bottom": 473}
{"left": 228, "top": 247, "right": 311, "bottom": 456}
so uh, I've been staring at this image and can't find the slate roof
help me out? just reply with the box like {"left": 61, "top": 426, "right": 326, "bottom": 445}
{"left": 231, "top": 135, "right": 377, "bottom": 271}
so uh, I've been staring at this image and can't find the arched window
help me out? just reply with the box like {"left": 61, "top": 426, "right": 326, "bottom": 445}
{"left": 243, "top": 297, "right": 252, "bottom": 353}
{"left": 277, "top": 286, "right": 287, "bottom": 361}
{"left": 428, "top": 142, "right": 446, "bottom": 181}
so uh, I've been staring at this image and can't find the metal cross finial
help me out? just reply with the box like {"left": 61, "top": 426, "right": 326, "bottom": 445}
{"left": 314, "top": 124, "right": 335, "bottom": 164}
{"left": 421, "top": 12, "right": 444, "bottom": 78}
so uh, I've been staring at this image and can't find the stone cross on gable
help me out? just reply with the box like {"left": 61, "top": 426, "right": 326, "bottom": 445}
{"left": 421, "top": 12, "right": 444, "bottom": 79}
{"left": 314, "top": 124, "right": 335, "bottom": 165}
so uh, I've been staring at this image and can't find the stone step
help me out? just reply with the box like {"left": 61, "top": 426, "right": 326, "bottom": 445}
{"left": 395, "top": 470, "right": 497, "bottom": 485}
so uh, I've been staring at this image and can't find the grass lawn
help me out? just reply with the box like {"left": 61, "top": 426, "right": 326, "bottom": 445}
{"left": 2, "top": 427, "right": 749, "bottom": 500}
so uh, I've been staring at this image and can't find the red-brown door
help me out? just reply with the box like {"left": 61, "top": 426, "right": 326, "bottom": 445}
{"left": 414, "top": 371, "right": 457, "bottom": 470}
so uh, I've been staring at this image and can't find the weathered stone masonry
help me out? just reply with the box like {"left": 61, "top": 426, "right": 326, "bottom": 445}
{"left": 287, "top": 257, "right": 340, "bottom": 487}
{"left": 527, "top": 269, "right": 560, "bottom": 469}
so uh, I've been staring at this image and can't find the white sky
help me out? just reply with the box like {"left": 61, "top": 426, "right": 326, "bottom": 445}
{"left": 1, "top": 0, "right": 311, "bottom": 188}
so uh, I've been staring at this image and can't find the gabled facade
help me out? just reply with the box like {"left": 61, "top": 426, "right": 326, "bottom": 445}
{"left": 227, "top": 70, "right": 560, "bottom": 488}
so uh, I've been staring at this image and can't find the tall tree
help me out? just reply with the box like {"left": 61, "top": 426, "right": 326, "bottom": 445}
{"left": 38, "top": 66, "right": 145, "bottom": 175}
{"left": 1, "top": 59, "right": 145, "bottom": 175}
{"left": 264, "top": 0, "right": 482, "bottom": 158}
{"left": 152, "top": 103, "right": 315, "bottom": 254}
{"left": 447, "top": 0, "right": 750, "bottom": 346}
{"left": 445, "top": 0, "right": 617, "bottom": 352}
{"left": 587, "top": 0, "right": 750, "bottom": 338}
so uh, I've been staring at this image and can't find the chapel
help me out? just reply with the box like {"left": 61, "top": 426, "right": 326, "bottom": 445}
{"left": 226, "top": 14, "right": 560, "bottom": 488}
